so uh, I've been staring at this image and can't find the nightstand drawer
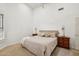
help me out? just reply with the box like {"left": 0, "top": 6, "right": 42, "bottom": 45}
{"left": 58, "top": 43, "right": 63, "bottom": 47}
{"left": 58, "top": 41, "right": 63, "bottom": 44}
{"left": 64, "top": 39, "right": 69, "bottom": 41}
{"left": 63, "top": 41, "right": 69, "bottom": 44}
{"left": 57, "top": 36, "right": 70, "bottom": 49}
{"left": 63, "top": 45, "right": 69, "bottom": 48}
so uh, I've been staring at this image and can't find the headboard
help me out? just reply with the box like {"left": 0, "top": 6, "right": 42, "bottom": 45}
{"left": 38, "top": 30, "right": 59, "bottom": 37}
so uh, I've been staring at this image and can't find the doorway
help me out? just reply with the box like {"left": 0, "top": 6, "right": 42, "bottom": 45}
{"left": 75, "top": 17, "right": 79, "bottom": 50}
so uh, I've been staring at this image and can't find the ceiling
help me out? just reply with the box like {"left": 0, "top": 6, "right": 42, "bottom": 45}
{"left": 26, "top": 3, "right": 42, "bottom": 9}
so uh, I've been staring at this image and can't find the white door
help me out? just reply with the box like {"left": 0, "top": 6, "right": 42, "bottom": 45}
{"left": 75, "top": 17, "right": 79, "bottom": 50}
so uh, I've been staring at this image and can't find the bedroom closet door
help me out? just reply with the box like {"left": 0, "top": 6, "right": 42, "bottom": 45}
{"left": 75, "top": 17, "right": 79, "bottom": 50}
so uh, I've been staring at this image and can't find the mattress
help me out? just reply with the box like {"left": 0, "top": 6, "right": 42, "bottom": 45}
{"left": 21, "top": 36, "right": 57, "bottom": 56}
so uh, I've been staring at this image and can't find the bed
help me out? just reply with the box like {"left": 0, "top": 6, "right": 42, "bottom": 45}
{"left": 21, "top": 30, "right": 59, "bottom": 56}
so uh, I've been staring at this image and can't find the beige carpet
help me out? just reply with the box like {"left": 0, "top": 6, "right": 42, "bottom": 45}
{"left": 52, "top": 47, "right": 79, "bottom": 56}
{"left": 0, "top": 43, "right": 79, "bottom": 56}
{"left": 0, "top": 43, "right": 34, "bottom": 56}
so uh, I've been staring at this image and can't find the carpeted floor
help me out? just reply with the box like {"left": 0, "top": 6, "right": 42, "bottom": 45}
{"left": 0, "top": 43, "right": 79, "bottom": 56}
{"left": 0, "top": 43, "right": 34, "bottom": 56}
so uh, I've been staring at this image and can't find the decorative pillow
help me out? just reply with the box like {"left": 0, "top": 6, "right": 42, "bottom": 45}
{"left": 44, "top": 33, "right": 51, "bottom": 37}
{"left": 50, "top": 32, "right": 57, "bottom": 38}
{"left": 38, "top": 32, "right": 45, "bottom": 37}
{"left": 38, "top": 30, "right": 59, "bottom": 38}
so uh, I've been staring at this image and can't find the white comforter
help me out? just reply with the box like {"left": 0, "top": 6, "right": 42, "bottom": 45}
{"left": 21, "top": 36, "right": 57, "bottom": 56}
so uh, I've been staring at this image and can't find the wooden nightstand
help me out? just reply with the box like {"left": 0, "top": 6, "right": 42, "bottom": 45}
{"left": 57, "top": 36, "right": 70, "bottom": 49}
{"left": 32, "top": 34, "right": 38, "bottom": 36}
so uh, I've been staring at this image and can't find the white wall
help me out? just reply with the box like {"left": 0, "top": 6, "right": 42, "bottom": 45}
{"left": 33, "top": 3, "right": 79, "bottom": 49}
{"left": 0, "top": 3, "right": 33, "bottom": 48}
